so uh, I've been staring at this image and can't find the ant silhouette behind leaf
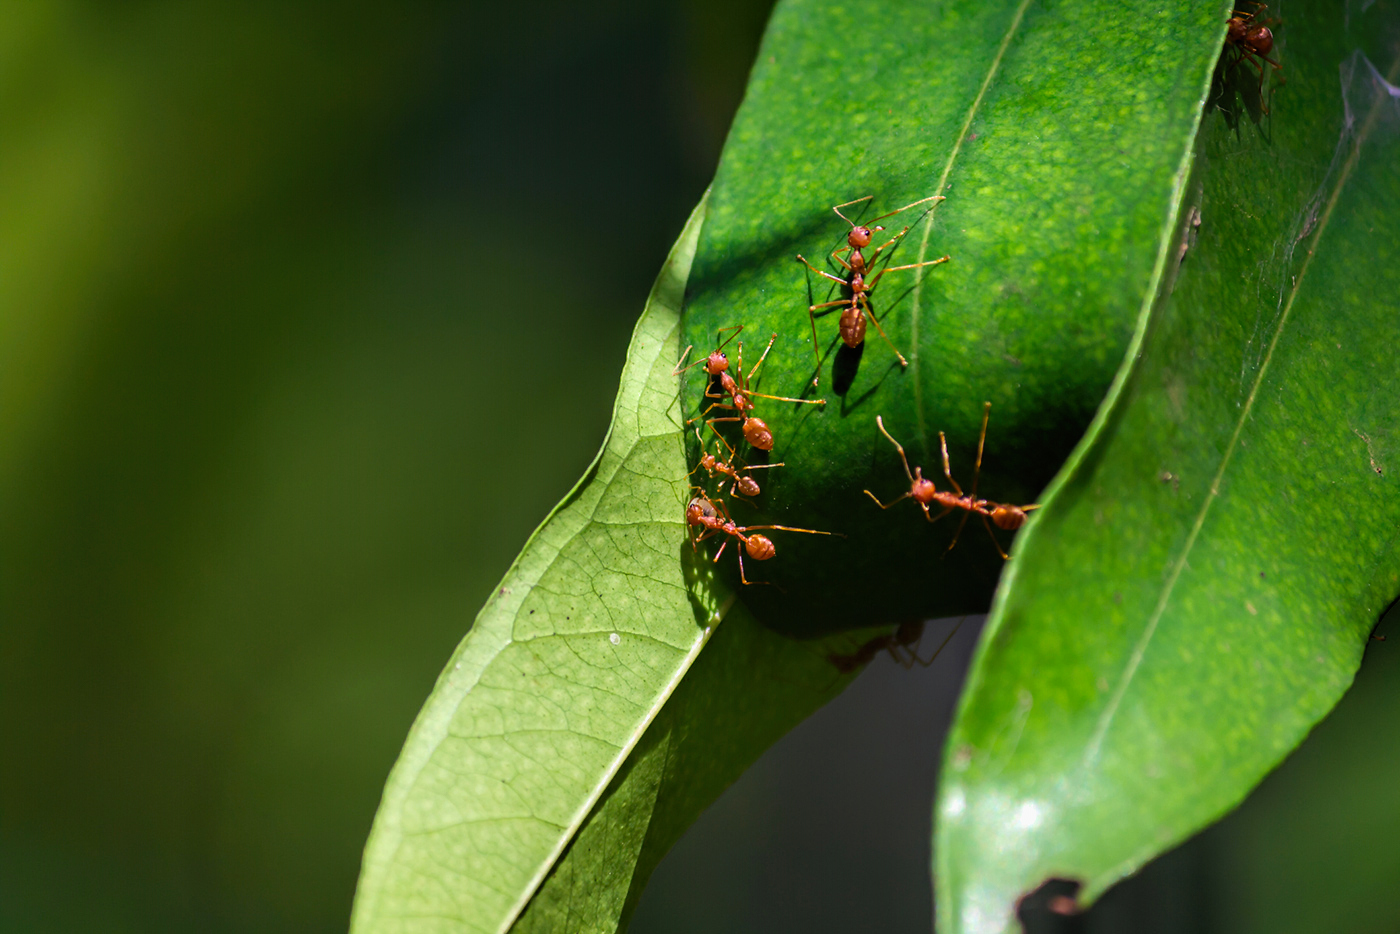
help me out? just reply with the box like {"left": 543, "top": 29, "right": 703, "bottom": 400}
{"left": 864, "top": 403, "right": 1038, "bottom": 559}
{"left": 685, "top": 491, "right": 839, "bottom": 586}
{"left": 828, "top": 616, "right": 966, "bottom": 674}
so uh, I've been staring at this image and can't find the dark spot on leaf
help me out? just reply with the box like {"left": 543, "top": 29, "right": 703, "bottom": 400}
{"left": 1018, "top": 877, "right": 1082, "bottom": 932}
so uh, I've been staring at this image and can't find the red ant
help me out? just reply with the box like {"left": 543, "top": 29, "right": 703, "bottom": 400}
{"left": 795, "top": 196, "right": 950, "bottom": 384}
{"left": 685, "top": 491, "right": 837, "bottom": 586}
{"left": 1225, "top": 3, "right": 1282, "bottom": 112}
{"left": 689, "top": 427, "right": 782, "bottom": 499}
{"left": 678, "top": 327, "right": 824, "bottom": 452}
{"left": 863, "top": 403, "right": 1038, "bottom": 559}
{"left": 828, "top": 616, "right": 965, "bottom": 674}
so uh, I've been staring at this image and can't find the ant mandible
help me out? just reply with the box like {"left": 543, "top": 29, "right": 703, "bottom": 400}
{"left": 795, "top": 197, "right": 950, "bottom": 385}
{"left": 685, "top": 491, "right": 837, "bottom": 586}
{"left": 863, "top": 403, "right": 1039, "bottom": 559}
{"left": 828, "top": 616, "right": 965, "bottom": 674}
{"left": 1225, "top": 3, "right": 1282, "bottom": 112}
{"left": 689, "top": 427, "right": 782, "bottom": 499}
{"left": 681, "top": 330, "right": 824, "bottom": 452}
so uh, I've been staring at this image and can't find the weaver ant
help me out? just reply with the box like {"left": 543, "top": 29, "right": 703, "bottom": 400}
{"left": 1225, "top": 3, "right": 1282, "bottom": 112}
{"left": 689, "top": 427, "right": 782, "bottom": 499}
{"left": 796, "top": 210, "right": 949, "bottom": 385}
{"left": 680, "top": 329, "right": 824, "bottom": 452}
{"left": 864, "top": 403, "right": 1038, "bottom": 559}
{"left": 685, "top": 491, "right": 837, "bottom": 586}
{"left": 828, "top": 616, "right": 965, "bottom": 674}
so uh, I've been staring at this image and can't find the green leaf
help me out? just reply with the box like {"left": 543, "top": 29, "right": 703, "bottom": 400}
{"left": 514, "top": 602, "right": 888, "bottom": 934}
{"left": 350, "top": 198, "right": 718, "bottom": 934}
{"left": 680, "top": 0, "right": 1233, "bottom": 633}
{"left": 936, "top": 4, "right": 1400, "bottom": 929}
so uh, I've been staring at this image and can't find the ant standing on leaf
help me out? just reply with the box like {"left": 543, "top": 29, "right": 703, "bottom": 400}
{"left": 864, "top": 403, "right": 1039, "bottom": 559}
{"left": 689, "top": 426, "right": 782, "bottom": 500}
{"left": 685, "top": 490, "right": 838, "bottom": 586}
{"left": 1225, "top": 2, "right": 1282, "bottom": 112}
{"left": 677, "top": 328, "right": 825, "bottom": 452}
{"left": 796, "top": 195, "right": 950, "bottom": 386}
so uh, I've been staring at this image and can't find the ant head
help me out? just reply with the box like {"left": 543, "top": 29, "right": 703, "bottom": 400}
{"left": 1245, "top": 24, "right": 1272, "bottom": 53}
{"left": 912, "top": 476, "right": 938, "bottom": 503}
{"left": 847, "top": 224, "right": 886, "bottom": 249}
{"left": 686, "top": 496, "right": 716, "bottom": 526}
{"left": 1226, "top": 16, "right": 1247, "bottom": 39}
{"left": 745, "top": 534, "right": 775, "bottom": 560}
{"left": 743, "top": 417, "right": 773, "bottom": 451}
{"left": 991, "top": 505, "right": 1028, "bottom": 530}
{"left": 699, "top": 452, "right": 716, "bottom": 469}
{"left": 705, "top": 351, "right": 730, "bottom": 375}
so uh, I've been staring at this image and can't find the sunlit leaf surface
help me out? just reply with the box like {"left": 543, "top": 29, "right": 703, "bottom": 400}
{"left": 937, "top": 3, "right": 1400, "bottom": 929}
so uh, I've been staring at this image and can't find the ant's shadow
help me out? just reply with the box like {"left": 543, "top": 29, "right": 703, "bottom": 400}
{"left": 1210, "top": 55, "right": 1274, "bottom": 138}
{"left": 831, "top": 341, "right": 863, "bottom": 395}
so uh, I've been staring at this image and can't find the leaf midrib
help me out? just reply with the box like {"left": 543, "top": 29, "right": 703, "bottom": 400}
{"left": 909, "top": 0, "right": 1034, "bottom": 450}
{"left": 1085, "top": 63, "right": 1389, "bottom": 764}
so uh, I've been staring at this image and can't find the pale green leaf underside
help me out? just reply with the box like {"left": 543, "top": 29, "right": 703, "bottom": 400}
{"left": 350, "top": 197, "right": 713, "bottom": 934}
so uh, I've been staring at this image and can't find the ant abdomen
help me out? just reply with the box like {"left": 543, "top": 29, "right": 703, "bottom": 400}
{"left": 839, "top": 306, "right": 866, "bottom": 348}
{"left": 732, "top": 475, "right": 761, "bottom": 497}
{"left": 743, "top": 417, "right": 774, "bottom": 451}
{"left": 745, "top": 535, "right": 776, "bottom": 560}
{"left": 991, "top": 505, "right": 1028, "bottom": 530}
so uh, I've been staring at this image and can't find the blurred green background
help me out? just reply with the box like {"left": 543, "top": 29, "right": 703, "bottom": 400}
{"left": 8, "top": 4, "right": 1400, "bottom": 933}
{"left": 0, "top": 2, "right": 772, "bottom": 930}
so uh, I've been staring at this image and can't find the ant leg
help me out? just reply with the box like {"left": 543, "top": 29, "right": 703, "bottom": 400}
{"left": 808, "top": 305, "right": 825, "bottom": 387}
{"left": 910, "top": 616, "right": 965, "bottom": 667}
{"left": 945, "top": 510, "right": 972, "bottom": 554}
{"left": 739, "top": 524, "right": 839, "bottom": 536}
{"left": 672, "top": 344, "right": 694, "bottom": 376}
{"left": 831, "top": 195, "right": 874, "bottom": 227}
{"left": 980, "top": 514, "right": 1011, "bottom": 560}
{"left": 796, "top": 254, "right": 849, "bottom": 285}
{"left": 830, "top": 246, "right": 854, "bottom": 272}
{"left": 747, "top": 390, "right": 826, "bottom": 406}
{"left": 867, "top": 194, "right": 944, "bottom": 225}
{"left": 875, "top": 416, "right": 917, "bottom": 484}
{"left": 810, "top": 298, "right": 852, "bottom": 311}
{"left": 938, "top": 431, "right": 964, "bottom": 495}
{"left": 688, "top": 401, "right": 737, "bottom": 425}
{"left": 864, "top": 489, "right": 912, "bottom": 509}
{"left": 866, "top": 255, "right": 951, "bottom": 288}
{"left": 925, "top": 504, "right": 954, "bottom": 524}
{"left": 745, "top": 333, "right": 778, "bottom": 382}
{"left": 969, "top": 401, "right": 991, "bottom": 499}
{"left": 859, "top": 294, "right": 908, "bottom": 367}
{"left": 866, "top": 226, "right": 912, "bottom": 264}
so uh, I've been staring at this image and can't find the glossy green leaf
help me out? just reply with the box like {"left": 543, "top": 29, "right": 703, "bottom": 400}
{"left": 350, "top": 199, "right": 718, "bottom": 934}
{"left": 936, "top": 1, "right": 1400, "bottom": 928}
{"left": 680, "top": 0, "right": 1231, "bottom": 634}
